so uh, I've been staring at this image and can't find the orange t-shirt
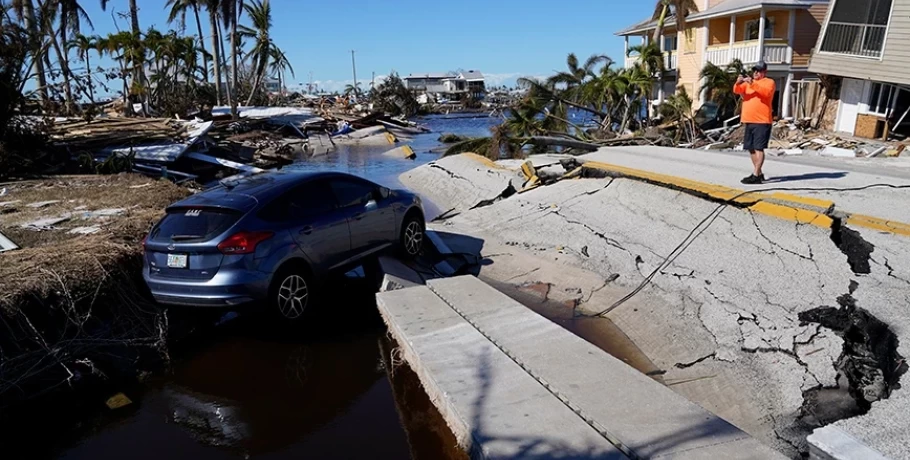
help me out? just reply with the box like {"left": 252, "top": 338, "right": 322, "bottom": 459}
{"left": 733, "top": 77, "right": 775, "bottom": 124}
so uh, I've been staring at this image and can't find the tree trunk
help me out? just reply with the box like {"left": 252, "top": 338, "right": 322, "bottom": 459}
{"left": 208, "top": 11, "right": 222, "bottom": 105}
{"left": 85, "top": 53, "right": 94, "bottom": 104}
{"left": 21, "top": 0, "right": 50, "bottom": 109}
{"left": 652, "top": 1, "right": 669, "bottom": 44}
{"left": 217, "top": 21, "right": 233, "bottom": 108}
{"left": 193, "top": 4, "right": 209, "bottom": 83}
{"left": 50, "top": 28, "right": 77, "bottom": 115}
{"left": 230, "top": 10, "right": 239, "bottom": 119}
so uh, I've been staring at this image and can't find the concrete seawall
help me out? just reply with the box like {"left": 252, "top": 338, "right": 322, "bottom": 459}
{"left": 377, "top": 276, "right": 786, "bottom": 459}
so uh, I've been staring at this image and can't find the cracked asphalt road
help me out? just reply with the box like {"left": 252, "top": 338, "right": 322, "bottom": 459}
{"left": 404, "top": 155, "right": 910, "bottom": 459}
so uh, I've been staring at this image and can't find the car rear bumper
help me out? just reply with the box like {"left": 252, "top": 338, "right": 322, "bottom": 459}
{"left": 144, "top": 267, "right": 271, "bottom": 308}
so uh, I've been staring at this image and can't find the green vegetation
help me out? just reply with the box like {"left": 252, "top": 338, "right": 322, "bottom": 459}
{"left": 5, "top": 0, "right": 292, "bottom": 118}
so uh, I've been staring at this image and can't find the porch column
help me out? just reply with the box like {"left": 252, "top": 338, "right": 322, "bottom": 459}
{"left": 758, "top": 8, "right": 767, "bottom": 63}
{"left": 787, "top": 10, "right": 796, "bottom": 64}
{"left": 624, "top": 35, "right": 629, "bottom": 56}
{"left": 700, "top": 20, "right": 709, "bottom": 104}
{"left": 783, "top": 72, "right": 794, "bottom": 118}
{"left": 729, "top": 15, "right": 737, "bottom": 56}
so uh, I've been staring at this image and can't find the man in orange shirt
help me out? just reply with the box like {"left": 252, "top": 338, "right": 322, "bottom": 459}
{"left": 733, "top": 61, "right": 776, "bottom": 184}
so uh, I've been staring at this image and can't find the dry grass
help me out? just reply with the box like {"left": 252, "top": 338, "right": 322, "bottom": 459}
{"left": 0, "top": 174, "right": 191, "bottom": 314}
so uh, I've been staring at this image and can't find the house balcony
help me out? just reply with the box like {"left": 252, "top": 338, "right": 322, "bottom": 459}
{"left": 705, "top": 39, "right": 791, "bottom": 67}
{"left": 624, "top": 52, "right": 678, "bottom": 71}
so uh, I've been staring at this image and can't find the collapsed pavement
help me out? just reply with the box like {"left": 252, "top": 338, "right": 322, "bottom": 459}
{"left": 402, "top": 151, "right": 910, "bottom": 458}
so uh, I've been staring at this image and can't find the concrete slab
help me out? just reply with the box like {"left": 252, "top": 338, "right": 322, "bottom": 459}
{"left": 399, "top": 153, "right": 526, "bottom": 215}
{"left": 424, "top": 276, "right": 786, "bottom": 460}
{"left": 376, "top": 285, "right": 626, "bottom": 459}
{"left": 807, "top": 426, "right": 889, "bottom": 460}
{"left": 377, "top": 256, "right": 424, "bottom": 292}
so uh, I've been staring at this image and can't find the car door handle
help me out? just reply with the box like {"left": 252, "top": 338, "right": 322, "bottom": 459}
{"left": 299, "top": 226, "right": 313, "bottom": 235}
{"left": 353, "top": 213, "right": 364, "bottom": 221}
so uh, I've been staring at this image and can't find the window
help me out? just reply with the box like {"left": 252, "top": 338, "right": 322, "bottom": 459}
{"left": 744, "top": 18, "right": 774, "bottom": 41}
{"left": 663, "top": 35, "right": 678, "bottom": 52}
{"left": 330, "top": 179, "right": 376, "bottom": 208}
{"left": 259, "top": 180, "right": 336, "bottom": 222}
{"left": 151, "top": 208, "right": 241, "bottom": 242}
{"left": 820, "top": 0, "right": 892, "bottom": 57}
{"left": 866, "top": 82, "right": 897, "bottom": 115}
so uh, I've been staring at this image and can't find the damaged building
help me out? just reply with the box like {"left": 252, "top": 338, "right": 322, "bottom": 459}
{"left": 809, "top": 0, "right": 910, "bottom": 140}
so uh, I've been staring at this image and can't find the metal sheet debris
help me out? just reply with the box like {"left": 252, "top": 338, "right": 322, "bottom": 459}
{"left": 0, "top": 230, "right": 18, "bottom": 252}
{"left": 186, "top": 151, "right": 264, "bottom": 173}
{"left": 26, "top": 200, "right": 61, "bottom": 208}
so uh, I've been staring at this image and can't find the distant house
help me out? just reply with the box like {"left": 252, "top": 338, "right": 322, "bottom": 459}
{"left": 264, "top": 78, "right": 283, "bottom": 95}
{"left": 809, "top": 0, "right": 910, "bottom": 139}
{"left": 405, "top": 70, "right": 486, "bottom": 101}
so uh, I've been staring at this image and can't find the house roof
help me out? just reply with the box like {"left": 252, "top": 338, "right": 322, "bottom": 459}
{"left": 404, "top": 73, "right": 449, "bottom": 80}
{"left": 615, "top": 0, "right": 822, "bottom": 35}
{"left": 461, "top": 70, "right": 484, "bottom": 81}
{"left": 688, "top": 0, "right": 819, "bottom": 21}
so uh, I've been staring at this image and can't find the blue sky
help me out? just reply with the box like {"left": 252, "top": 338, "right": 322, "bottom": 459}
{"left": 75, "top": 0, "right": 652, "bottom": 93}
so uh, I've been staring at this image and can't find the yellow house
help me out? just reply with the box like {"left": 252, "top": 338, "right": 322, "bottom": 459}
{"left": 616, "top": 0, "right": 830, "bottom": 118}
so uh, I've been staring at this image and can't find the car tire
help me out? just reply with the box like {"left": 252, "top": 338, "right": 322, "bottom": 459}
{"left": 399, "top": 213, "right": 425, "bottom": 258}
{"left": 269, "top": 266, "right": 315, "bottom": 321}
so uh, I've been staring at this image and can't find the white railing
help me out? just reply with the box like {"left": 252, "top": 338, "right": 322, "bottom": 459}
{"left": 625, "top": 53, "right": 678, "bottom": 70}
{"left": 706, "top": 41, "right": 791, "bottom": 67}
{"left": 763, "top": 43, "right": 789, "bottom": 64}
{"left": 820, "top": 22, "right": 888, "bottom": 58}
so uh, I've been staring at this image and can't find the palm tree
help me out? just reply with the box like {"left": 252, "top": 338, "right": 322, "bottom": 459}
{"left": 239, "top": 0, "right": 270, "bottom": 105}
{"left": 699, "top": 59, "right": 745, "bottom": 117}
{"left": 547, "top": 53, "right": 610, "bottom": 103}
{"left": 56, "top": 0, "right": 93, "bottom": 111}
{"left": 165, "top": 0, "right": 209, "bottom": 83}
{"left": 97, "top": 32, "right": 131, "bottom": 105}
{"left": 628, "top": 42, "right": 664, "bottom": 78}
{"left": 66, "top": 33, "right": 98, "bottom": 103}
{"left": 221, "top": 0, "right": 242, "bottom": 118}
{"left": 343, "top": 82, "right": 362, "bottom": 97}
{"left": 618, "top": 65, "right": 654, "bottom": 132}
{"left": 660, "top": 87, "right": 697, "bottom": 142}
{"left": 201, "top": 0, "right": 223, "bottom": 104}
{"left": 11, "top": 0, "right": 50, "bottom": 108}
{"left": 268, "top": 43, "right": 293, "bottom": 98}
{"left": 652, "top": 0, "right": 699, "bottom": 43}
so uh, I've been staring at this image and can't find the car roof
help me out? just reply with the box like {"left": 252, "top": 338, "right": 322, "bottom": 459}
{"left": 167, "top": 170, "right": 372, "bottom": 213}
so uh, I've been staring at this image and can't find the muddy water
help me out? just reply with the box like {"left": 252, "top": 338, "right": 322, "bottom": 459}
{"left": 483, "top": 278, "right": 664, "bottom": 379}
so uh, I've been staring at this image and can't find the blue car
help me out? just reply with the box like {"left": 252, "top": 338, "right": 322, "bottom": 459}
{"left": 142, "top": 171, "right": 425, "bottom": 320}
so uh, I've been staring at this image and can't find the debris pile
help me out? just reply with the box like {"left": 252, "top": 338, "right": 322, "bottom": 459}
{"left": 696, "top": 120, "right": 907, "bottom": 158}
{"left": 40, "top": 106, "right": 430, "bottom": 185}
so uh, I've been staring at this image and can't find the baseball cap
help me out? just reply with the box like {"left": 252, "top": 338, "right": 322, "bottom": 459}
{"left": 752, "top": 61, "right": 768, "bottom": 72}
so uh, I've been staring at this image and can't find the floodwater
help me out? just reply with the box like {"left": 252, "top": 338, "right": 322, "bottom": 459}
{"left": 37, "top": 115, "right": 500, "bottom": 460}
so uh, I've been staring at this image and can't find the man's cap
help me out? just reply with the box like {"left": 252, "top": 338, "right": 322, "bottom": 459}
{"left": 752, "top": 61, "right": 768, "bottom": 72}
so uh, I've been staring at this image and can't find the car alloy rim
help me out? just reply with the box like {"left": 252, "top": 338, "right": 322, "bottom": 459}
{"left": 404, "top": 221, "right": 423, "bottom": 255}
{"left": 277, "top": 275, "right": 308, "bottom": 319}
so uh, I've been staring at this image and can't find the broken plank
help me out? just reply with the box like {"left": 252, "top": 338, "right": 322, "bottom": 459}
{"left": 186, "top": 151, "right": 265, "bottom": 173}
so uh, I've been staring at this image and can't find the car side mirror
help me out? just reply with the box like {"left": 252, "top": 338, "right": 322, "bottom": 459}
{"left": 374, "top": 187, "right": 390, "bottom": 201}
{"left": 365, "top": 199, "right": 378, "bottom": 211}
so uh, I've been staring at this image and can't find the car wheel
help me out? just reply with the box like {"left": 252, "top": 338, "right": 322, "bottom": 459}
{"left": 271, "top": 268, "right": 313, "bottom": 321}
{"left": 400, "top": 214, "right": 425, "bottom": 258}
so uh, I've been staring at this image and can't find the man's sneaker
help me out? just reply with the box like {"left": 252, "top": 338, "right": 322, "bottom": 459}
{"left": 741, "top": 174, "right": 765, "bottom": 184}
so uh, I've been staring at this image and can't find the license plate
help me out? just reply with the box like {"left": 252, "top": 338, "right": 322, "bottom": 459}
{"left": 167, "top": 254, "right": 188, "bottom": 268}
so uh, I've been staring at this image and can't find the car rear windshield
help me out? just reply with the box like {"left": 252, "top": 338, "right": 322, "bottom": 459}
{"left": 150, "top": 207, "right": 241, "bottom": 243}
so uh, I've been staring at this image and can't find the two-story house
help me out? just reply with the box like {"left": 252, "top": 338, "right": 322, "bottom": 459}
{"left": 405, "top": 71, "right": 486, "bottom": 102}
{"left": 617, "top": 0, "right": 830, "bottom": 118}
{"left": 809, "top": 0, "right": 910, "bottom": 139}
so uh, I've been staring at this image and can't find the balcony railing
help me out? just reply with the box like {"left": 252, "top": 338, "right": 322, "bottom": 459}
{"left": 820, "top": 22, "right": 888, "bottom": 58}
{"left": 705, "top": 41, "right": 791, "bottom": 67}
{"left": 624, "top": 53, "right": 678, "bottom": 71}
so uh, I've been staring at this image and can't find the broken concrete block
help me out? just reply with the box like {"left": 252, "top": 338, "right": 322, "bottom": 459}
{"left": 68, "top": 226, "right": 102, "bottom": 235}
{"left": 381, "top": 145, "right": 416, "bottom": 160}
{"left": 400, "top": 153, "right": 525, "bottom": 214}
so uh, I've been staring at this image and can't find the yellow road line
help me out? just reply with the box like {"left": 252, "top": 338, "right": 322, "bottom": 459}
{"left": 579, "top": 161, "right": 908, "bottom": 237}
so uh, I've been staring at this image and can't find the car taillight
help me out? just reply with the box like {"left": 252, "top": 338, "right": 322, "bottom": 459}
{"left": 217, "top": 231, "right": 274, "bottom": 255}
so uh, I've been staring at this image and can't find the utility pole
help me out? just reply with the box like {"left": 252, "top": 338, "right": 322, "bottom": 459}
{"left": 308, "top": 71, "right": 314, "bottom": 94}
{"left": 371, "top": 71, "right": 375, "bottom": 90}
{"left": 350, "top": 50, "right": 358, "bottom": 96}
